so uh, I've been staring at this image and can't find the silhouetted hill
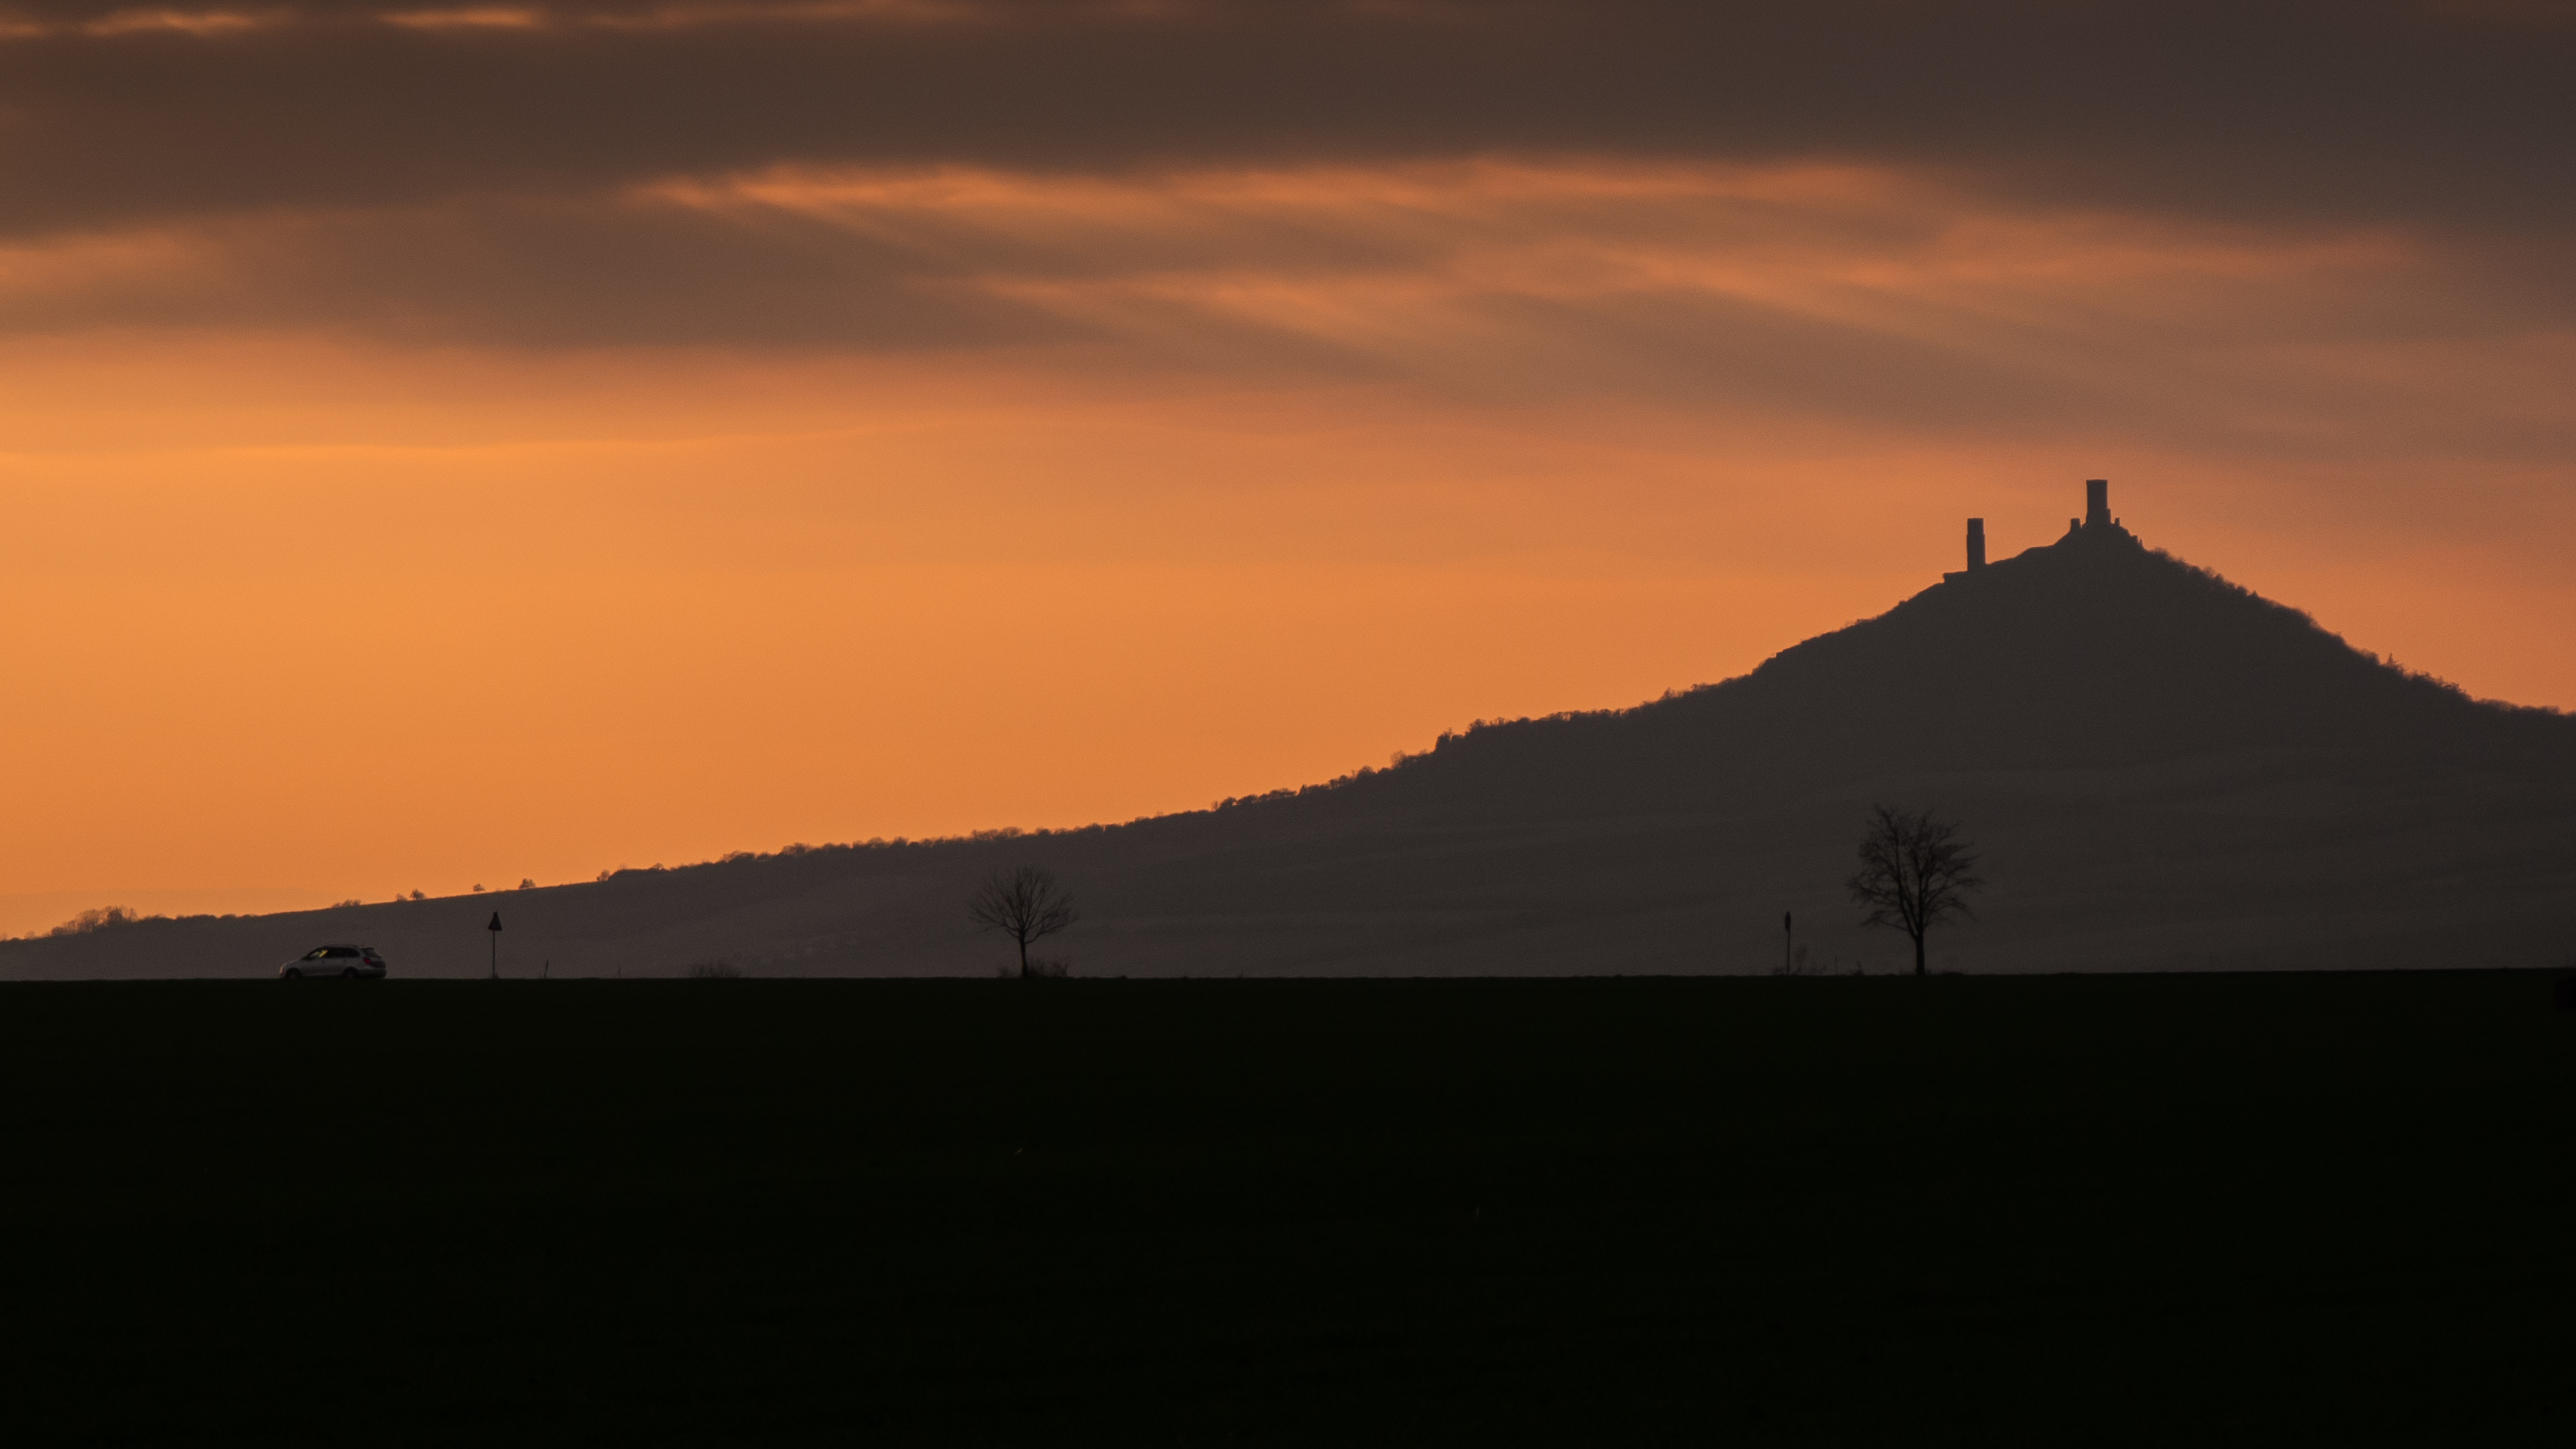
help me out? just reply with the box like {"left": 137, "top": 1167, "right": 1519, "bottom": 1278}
{"left": 1365, "top": 519, "right": 2564, "bottom": 814}
{"left": 12, "top": 502, "right": 2574, "bottom": 979}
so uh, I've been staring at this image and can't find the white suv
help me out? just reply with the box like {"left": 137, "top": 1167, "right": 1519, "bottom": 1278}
{"left": 280, "top": 945, "right": 387, "bottom": 980}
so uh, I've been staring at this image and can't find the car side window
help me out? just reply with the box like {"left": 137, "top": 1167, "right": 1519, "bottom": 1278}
{"left": 306, "top": 948, "right": 330, "bottom": 961}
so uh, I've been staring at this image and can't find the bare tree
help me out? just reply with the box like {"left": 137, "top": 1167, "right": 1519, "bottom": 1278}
{"left": 1845, "top": 806, "right": 1983, "bottom": 976}
{"left": 968, "top": 866, "right": 1080, "bottom": 978}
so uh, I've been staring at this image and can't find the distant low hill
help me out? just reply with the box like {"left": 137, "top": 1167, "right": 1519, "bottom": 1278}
{"left": 13, "top": 499, "right": 2574, "bottom": 979}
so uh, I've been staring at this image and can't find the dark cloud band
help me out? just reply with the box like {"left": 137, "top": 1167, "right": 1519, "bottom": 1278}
{"left": 2, "top": 2, "right": 2570, "bottom": 238}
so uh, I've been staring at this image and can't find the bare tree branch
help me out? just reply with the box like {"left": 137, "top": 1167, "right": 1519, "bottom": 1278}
{"left": 968, "top": 865, "right": 1080, "bottom": 978}
{"left": 1845, "top": 805, "right": 1983, "bottom": 976}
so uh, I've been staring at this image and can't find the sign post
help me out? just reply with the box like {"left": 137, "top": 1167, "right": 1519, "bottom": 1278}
{"left": 487, "top": 911, "right": 502, "bottom": 980}
{"left": 1783, "top": 911, "right": 1793, "bottom": 975}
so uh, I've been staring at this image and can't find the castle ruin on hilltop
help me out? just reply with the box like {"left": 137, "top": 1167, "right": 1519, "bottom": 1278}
{"left": 1946, "top": 478, "right": 2131, "bottom": 581}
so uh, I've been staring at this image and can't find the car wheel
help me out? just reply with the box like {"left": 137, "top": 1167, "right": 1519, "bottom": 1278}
{"left": 283, "top": 968, "right": 303, "bottom": 980}
{"left": 341, "top": 968, "right": 358, "bottom": 980}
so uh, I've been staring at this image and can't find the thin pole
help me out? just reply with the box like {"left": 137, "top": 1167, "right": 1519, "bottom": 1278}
{"left": 1783, "top": 911, "right": 1793, "bottom": 974}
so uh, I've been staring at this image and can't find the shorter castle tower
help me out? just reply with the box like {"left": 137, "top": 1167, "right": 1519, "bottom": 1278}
{"left": 1973, "top": 478, "right": 2129, "bottom": 579}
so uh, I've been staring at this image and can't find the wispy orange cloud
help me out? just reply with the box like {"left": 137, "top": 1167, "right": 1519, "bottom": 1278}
{"left": 378, "top": 6, "right": 545, "bottom": 29}
{"left": 82, "top": 7, "right": 272, "bottom": 34}
{"left": 15, "top": 156, "right": 2552, "bottom": 468}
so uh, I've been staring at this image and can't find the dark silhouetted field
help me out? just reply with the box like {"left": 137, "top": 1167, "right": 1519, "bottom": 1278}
{"left": 4, "top": 972, "right": 2571, "bottom": 1444}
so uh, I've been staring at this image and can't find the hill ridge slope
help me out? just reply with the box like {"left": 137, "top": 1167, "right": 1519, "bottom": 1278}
{"left": 12, "top": 512, "right": 2572, "bottom": 978}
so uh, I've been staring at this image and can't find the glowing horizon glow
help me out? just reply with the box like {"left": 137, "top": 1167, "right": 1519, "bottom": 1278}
{"left": 2, "top": 44, "right": 2569, "bottom": 935}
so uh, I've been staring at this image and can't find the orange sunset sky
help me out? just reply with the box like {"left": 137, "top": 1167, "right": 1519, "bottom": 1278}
{"left": 3, "top": 2, "right": 2572, "bottom": 934}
